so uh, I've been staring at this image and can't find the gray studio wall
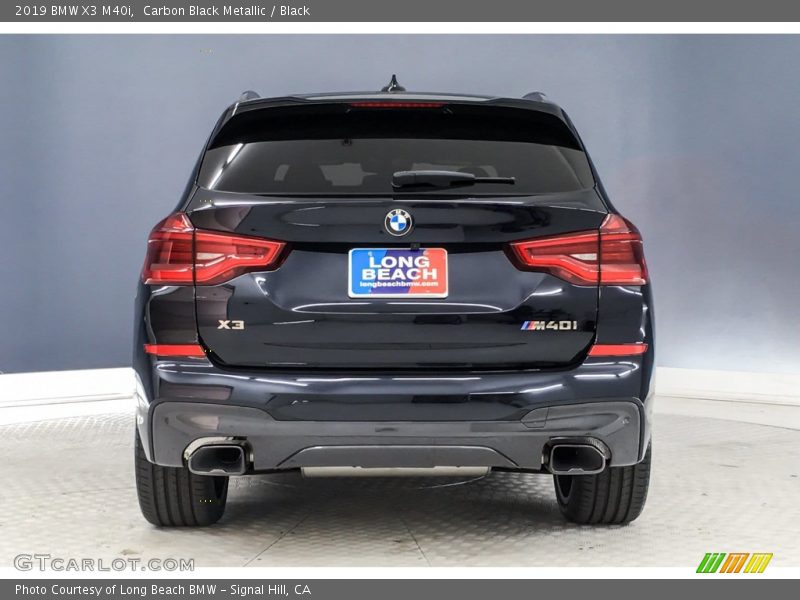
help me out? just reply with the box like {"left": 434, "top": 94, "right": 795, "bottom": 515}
{"left": 1, "top": 35, "right": 798, "bottom": 374}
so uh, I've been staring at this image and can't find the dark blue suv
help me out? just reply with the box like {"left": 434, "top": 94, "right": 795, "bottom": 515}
{"left": 133, "top": 81, "right": 654, "bottom": 527}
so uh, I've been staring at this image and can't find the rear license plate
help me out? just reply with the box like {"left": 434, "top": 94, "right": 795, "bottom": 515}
{"left": 348, "top": 248, "right": 448, "bottom": 298}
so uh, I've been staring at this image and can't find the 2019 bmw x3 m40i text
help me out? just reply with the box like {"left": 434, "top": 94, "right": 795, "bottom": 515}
{"left": 133, "top": 80, "right": 654, "bottom": 527}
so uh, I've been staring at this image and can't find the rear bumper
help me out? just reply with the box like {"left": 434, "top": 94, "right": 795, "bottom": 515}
{"left": 134, "top": 355, "right": 654, "bottom": 472}
{"left": 148, "top": 399, "right": 643, "bottom": 471}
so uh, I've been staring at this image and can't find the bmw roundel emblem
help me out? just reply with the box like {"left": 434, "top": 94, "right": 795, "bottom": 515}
{"left": 385, "top": 208, "right": 413, "bottom": 236}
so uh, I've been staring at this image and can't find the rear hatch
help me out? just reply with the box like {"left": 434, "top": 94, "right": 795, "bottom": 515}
{"left": 189, "top": 100, "right": 606, "bottom": 370}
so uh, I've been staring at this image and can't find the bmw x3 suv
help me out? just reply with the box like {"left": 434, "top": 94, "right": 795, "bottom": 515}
{"left": 134, "top": 79, "right": 654, "bottom": 527}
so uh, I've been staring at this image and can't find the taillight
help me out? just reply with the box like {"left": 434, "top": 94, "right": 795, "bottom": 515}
{"left": 508, "top": 214, "right": 648, "bottom": 286}
{"left": 508, "top": 230, "right": 600, "bottom": 285}
{"left": 141, "top": 213, "right": 286, "bottom": 285}
{"left": 349, "top": 102, "right": 445, "bottom": 108}
{"left": 141, "top": 213, "right": 194, "bottom": 284}
{"left": 597, "top": 214, "right": 648, "bottom": 285}
{"left": 193, "top": 229, "right": 286, "bottom": 285}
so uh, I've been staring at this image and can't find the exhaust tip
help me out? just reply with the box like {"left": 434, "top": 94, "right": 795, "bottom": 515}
{"left": 187, "top": 444, "right": 247, "bottom": 476}
{"left": 548, "top": 443, "right": 606, "bottom": 476}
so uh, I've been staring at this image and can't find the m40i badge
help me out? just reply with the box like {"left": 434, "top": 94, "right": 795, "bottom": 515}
{"left": 521, "top": 320, "right": 578, "bottom": 331}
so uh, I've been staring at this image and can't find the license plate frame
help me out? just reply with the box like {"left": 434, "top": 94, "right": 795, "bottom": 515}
{"left": 348, "top": 248, "right": 449, "bottom": 299}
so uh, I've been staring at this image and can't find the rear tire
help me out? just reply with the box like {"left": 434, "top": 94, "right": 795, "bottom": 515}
{"left": 134, "top": 431, "right": 228, "bottom": 527}
{"left": 553, "top": 443, "right": 651, "bottom": 525}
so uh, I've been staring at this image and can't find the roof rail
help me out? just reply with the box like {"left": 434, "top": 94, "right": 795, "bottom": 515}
{"left": 238, "top": 90, "right": 260, "bottom": 102}
{"left": 522, "top": 91, "right": 548, "bottom": 102}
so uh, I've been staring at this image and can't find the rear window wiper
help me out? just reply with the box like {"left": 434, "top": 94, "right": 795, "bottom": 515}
{"left": 392, "top": 170, "right": 516, "bottom": 190}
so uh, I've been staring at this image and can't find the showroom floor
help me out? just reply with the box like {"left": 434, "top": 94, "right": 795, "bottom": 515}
{"left": 1, "top": 398, "right": 799, "bottom": 568}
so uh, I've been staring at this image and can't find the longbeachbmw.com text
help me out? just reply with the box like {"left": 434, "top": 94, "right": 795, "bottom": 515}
{"left": 13, "top": 4, "right": 311, "bottom": 18}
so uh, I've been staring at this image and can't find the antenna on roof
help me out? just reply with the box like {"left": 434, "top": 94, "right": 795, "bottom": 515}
{"left": 238, "top": 90, "right": 260, "bottom": 102}
{"left": 523, "top": 91, "right": 548, "bottom": 102}
{"left": 381, "top": 75, "right": 406, "bottom": 93}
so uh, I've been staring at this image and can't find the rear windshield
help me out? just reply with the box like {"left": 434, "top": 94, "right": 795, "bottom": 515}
{"left": 198, "top": 103, "right": 595, "bottom": 196}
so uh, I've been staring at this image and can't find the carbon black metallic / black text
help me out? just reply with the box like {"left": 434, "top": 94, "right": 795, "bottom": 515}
{"left": 141, "top": 5, "right": 311, "bottom": 17}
